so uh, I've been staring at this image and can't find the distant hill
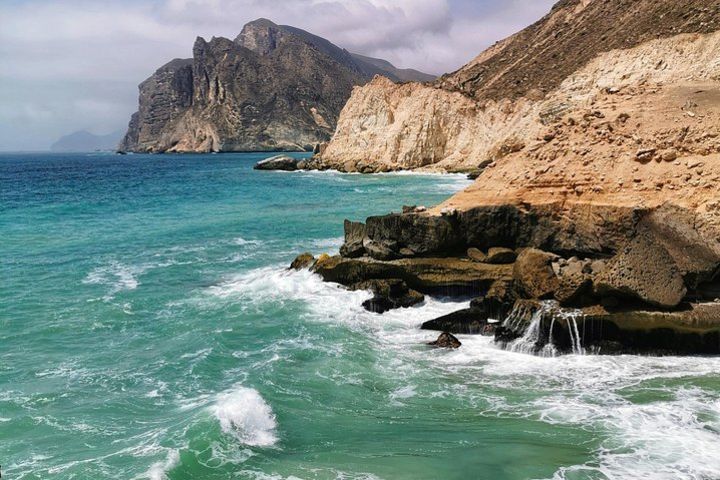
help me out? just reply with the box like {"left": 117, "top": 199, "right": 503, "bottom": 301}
{"left": 119, "top": 18, "right": 435, "bottom": 153}
{"left": 51, "top": 130, "right": 123, "bottom": 153}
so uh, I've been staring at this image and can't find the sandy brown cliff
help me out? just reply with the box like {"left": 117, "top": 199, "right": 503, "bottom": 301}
{"left": 119, "top": 19, "right": 434, "bottom": 153}
{"left": 305, "top": 0, "right": 720, "bottom": 354}
{"left": 319, "top": 0, "right": 720, "bottom": 172}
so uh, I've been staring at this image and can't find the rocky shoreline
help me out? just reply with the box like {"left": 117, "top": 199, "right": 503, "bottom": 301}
{"left": 292, "top": 201, "right": 720, "bottom": 356}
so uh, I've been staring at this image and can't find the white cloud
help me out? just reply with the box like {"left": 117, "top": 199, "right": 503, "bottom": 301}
{"left": 0, "top": 0, "right": 556, "bottom": 150}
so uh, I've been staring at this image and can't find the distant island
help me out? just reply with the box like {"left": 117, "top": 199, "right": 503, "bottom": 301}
{"left": 51, "top": 130, "right": 123, "bottom": 153}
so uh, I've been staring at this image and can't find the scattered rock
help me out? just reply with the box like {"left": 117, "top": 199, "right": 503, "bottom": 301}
{"left": 290, "top": 252, "right": 315, "bottom": 270}
{"left": 635, "top": 148, "right": 656, "bottom": 163}
{"left": 254, "top": 155, "right": 299, "bottom": 171}
{"left": 485, "top": 247, "right": 517, "bottom": 264}
{"left": 660, "top": 148, "right": 678, "bottom": 162}
{"left": 428, "top": 332, "right": 462, "bottom": 349}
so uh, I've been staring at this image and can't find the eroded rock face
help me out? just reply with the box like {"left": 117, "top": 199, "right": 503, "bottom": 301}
{"left": 595, "top": 229, "right": 687, "bottom": 308}
{"left": 119, "top": 19, "right": 433, "bottom": 153}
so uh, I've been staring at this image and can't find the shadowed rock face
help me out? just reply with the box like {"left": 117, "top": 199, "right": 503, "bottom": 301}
{"left": 119, "top": 19, "right": 434, "bottom": 153}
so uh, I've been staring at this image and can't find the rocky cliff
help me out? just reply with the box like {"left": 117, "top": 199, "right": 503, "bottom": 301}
{"left": 303, "top": 0, "right": 720, "bottom": 354}
{"left": 119, "top": 19, "right": 434, "bottom": 153}
{"left": 319, "top": 0, "right": 720, "bottom": 172}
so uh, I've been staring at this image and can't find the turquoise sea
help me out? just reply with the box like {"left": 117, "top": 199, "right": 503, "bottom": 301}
{"left": 2, "top": 152, "right": 720, "bottom": 480}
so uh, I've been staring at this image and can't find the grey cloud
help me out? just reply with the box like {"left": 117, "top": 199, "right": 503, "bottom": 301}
{"left": 0, "top": 0, "right": 556, "bottom": 151}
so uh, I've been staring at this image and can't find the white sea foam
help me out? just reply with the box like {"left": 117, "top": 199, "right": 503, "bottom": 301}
{"left": 144, "top": 449, "right": 180, "bottom": 480}
{"left": 212, "top": 387, "right": 278, "bottom": 447}
{"left": 209, "top": 264, "right": 720, "bottom": 479}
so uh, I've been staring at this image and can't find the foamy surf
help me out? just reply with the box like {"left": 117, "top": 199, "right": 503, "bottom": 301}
{"left": 212, "top": 387, "right": 278, "bottom": 447}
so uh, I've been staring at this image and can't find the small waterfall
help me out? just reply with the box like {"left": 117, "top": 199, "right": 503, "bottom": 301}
{"left": 501, "top": 300, "right": 585, "bottom": 356}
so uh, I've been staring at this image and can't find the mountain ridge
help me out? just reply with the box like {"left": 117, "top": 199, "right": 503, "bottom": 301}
{"left": 119, "top": 19, "right": 434, "bottom": 153}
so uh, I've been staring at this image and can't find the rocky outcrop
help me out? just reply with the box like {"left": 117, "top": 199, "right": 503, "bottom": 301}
{"left": 119, "top": 19, "right": 433, "bottom": 153}
{"left": 312, "top": 255, "right": 512, "bottom": 296}
{"left": 254, "top": 155, "right": 300, "bottom": 171}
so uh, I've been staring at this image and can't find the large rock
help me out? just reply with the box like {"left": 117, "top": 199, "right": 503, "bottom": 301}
{"left": 595, "top": 229, "right": 687, "bottom": 308}
{"left": 351, "top": 279, "right": 424, "bottom": 313}
{"left": 421, "top": 308, "right": 492, "bottom": 335}
{"left": 470, "top": 279, "right": 517, "bottom": 321}
{"left": 254, "top": 155, "right": 299, "bottom": 171}
{"left": 364, "top": 213, "right": 461, "bottom": 259}
{"left": 485, "top": 247, "right": 517, "bottom": 264}
{"left": 340, "top": 220, "right": 367, "bottom": 258}
{"left": 428, "top": 332, "right": 462, "bottom": 349}
{"left": 640, "top": 203, "right": 720, "bottom": 288}
{"left": 290, "top": 252, "right": 315, "bottom": 270}
{"left": 513, "top": 249, "right": 560, "bottom": 299}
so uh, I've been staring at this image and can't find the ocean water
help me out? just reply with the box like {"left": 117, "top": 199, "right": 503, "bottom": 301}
{"left": 2, "top": 152, "right": 720, "bottom": 480}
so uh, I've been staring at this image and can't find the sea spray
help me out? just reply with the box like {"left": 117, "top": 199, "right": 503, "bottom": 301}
{"left": 502, "top": 301, "right": 586, "bottom": 356}
{"left": 212, "top": 388, "right": 278, "bottom": 447}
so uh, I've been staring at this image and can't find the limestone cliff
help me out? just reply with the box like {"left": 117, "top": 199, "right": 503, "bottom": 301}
{"left": 319, "top": 0, "right": 720, "bottom": 172}
{"left": 119, "top": 19, "right": 434, "bottom": 153}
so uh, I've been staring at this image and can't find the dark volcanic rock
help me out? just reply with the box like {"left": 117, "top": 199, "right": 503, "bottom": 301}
{"left": 352, "top": 279, "right": 424, "bottom": 313}
{"left": 340, "top": 220, "right": 367, "bottom": 258}
{"left": 428, "top": 332, "right": 462, "bottom": 349}
{"left": 254, "top": 155, "right": 299, "bottom": 171}
{"left": 119, "top": 19, "right": 433, "bottom": 153}
{"left": 421, "top": 308, "right": 493, "bottom": 335}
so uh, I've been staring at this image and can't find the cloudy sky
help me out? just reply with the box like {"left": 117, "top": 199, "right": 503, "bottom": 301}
{"left": 0, "top": 0, "right": 556, "bottom": 151}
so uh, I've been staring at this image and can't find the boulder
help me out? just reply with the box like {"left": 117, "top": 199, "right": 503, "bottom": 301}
{"left": 352, "top": 279, "right": 424, "bottom": 313}
{"left": 340, "top": 220, "right": 367, "bottom": 258}
{"left": 421, "top": 308, "right": 492, "bottom": 335}
{"left": 554, "top": 257, "right": 595, "bottom": 307}
{"left": 254, "top": 155, "right": 300, "bottom": 171}
{"left": 595, "top": 229, "right": 687, "bottom": 308}
{"left": 485, "top": 247, "right": 517, "bottom": 264}
{"left": 428, "top": 332, "right": 462, "bottom": 349}
{"left": 290, "top": 252, "right": 315, "bottom": 270}
{"left": 513, "top": 249, "right": 560, "bottom": 299}
{"left": 470, "top": 279, "right": 517, "bottom": 321}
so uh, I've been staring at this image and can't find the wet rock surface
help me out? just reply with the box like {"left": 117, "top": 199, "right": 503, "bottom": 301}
{"left": 350, "top": 279, "right": 424, "bottom": 314}
{"left": 254, "top": 155, "right": 300, "bottom": 171}
{"left": 428, "top": 332, "right": 462, "bottom": 349}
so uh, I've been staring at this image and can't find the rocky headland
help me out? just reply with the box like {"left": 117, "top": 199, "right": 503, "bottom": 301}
{"left": 292, "top": 0, "right": 720, "bottom": 355}
{"left": 119, "top": 19, "right": 433, "bottom": 154}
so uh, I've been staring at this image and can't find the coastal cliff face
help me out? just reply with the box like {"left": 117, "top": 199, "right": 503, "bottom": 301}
{"left": 305, "top": 0, "right": 720, "bottom": 354}
{"left": 119, "top": 19, "right": 434, "bottom": 153}
{"left": 319, "top": 0, "right": 720, "bottom": 172}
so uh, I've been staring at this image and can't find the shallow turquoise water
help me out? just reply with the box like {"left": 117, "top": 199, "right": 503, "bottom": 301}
{"left": 2, "top": 153, "right": 720, "bottom": 480}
